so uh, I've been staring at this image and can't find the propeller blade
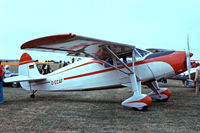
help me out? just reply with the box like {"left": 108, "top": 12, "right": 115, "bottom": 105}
{"left": 186, "top": 34, "right": 192, "bottom": 87}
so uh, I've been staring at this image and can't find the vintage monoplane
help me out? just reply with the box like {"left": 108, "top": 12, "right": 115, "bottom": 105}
{"left": 4, "top": 34, "right": 193, "bottom": 110}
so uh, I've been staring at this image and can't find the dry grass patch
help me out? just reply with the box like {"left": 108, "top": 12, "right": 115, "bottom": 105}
{"left": 0, "top": 80, "right": 200, "bottom": 132}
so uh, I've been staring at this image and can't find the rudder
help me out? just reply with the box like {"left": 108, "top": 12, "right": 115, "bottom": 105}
{"left": 19, "top": 53, "right": 41, "bottom": 90}
{"left": 19, "top": 53, "right": 41, "bottom": 77}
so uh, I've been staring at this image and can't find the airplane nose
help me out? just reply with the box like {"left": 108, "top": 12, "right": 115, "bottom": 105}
{"left": 189, "top": 52, "right": 193, "bottom": 57}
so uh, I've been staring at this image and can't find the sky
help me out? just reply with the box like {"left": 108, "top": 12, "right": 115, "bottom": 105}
{"left": 0, "top": 0, "right": 200, "bottom": 62}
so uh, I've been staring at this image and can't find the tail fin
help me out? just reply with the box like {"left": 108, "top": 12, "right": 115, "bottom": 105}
{"left": 19, "top": 53, "right": 41, "bottom": 77}
{"left": 18, "top": 53, "right": 42, "bottom": 90}
{"left": 4, "top": 53, "right": 46, "bottom": 90}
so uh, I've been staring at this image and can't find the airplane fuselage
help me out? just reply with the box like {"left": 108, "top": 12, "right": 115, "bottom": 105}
{"left": 20, "top": 51, "right": 188, "bottom": 91}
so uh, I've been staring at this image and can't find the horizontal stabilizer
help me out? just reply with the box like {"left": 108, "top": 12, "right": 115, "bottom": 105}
{"left": 4, "top": 75, "right": 46, "bottom": 83}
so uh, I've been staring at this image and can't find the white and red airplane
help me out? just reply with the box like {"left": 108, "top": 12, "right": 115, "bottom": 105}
{"left": 4, "top": 34, "right": 193, "bottom": 110}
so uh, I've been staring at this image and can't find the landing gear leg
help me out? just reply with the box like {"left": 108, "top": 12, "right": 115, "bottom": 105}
{"left": 147, "top": 81, "right": 171, "bottom": 102}
{"left": 30, "top": 90, "right": 37, "bottom": 98}
{"left": 121, "top": 49, "right": 152, "bottom": 110}
{"left": 121, "top": 74, "right": 152, "bottom": 110}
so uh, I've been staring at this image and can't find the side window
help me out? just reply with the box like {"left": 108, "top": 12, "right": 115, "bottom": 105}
{"left": 104, "top": 58, "right": 113, "bottom": 68}
{"left": 116, "top": 57, "right": 128, "bottom": 66}
{"left": 121, "top": 57, "right": 127, "bottom": 64}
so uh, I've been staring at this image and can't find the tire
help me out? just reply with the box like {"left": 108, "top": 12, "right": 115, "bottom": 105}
{"left": 12, "top": 82, "right": 18, "bottom": 88}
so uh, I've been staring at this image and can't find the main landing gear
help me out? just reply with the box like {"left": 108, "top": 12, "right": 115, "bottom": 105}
{"left": 30, "top": 90, "right": 37, "bottom": 98}
{"left": 121, "top": 74, "right": 152, "bottom": 111}
{"left": 146, "top": 81, "right": 171, "bottom": 102}
{"left": 121, "top": 49, "right": 152, "bottom": 111}
{"left": 122, "top": 93, "right": 152, "bottom": 111}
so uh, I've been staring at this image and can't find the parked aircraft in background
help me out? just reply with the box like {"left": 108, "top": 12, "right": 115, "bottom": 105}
{"left": 3, "top": 65, "right": 20, "bottom": 87}
{"left": 170, "top": 61, "right": 200, "bottom": 85}
{"left": 4, "top": 34, "right": 193, "bottom": 110}
{"left": 1, "top": 62, "right": 54, "bottom": 66}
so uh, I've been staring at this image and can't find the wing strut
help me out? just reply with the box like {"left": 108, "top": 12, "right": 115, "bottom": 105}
{"left": 71, "top": 45, "right": 141, "bottom": 77}
{"left": 105, "top": 46, "right": 133, "bottom": 74}
{"left": 130, "top": 48, "right": 141, "bottom": 95}
{"left": 81, "top": 51, "right": 130, "bottom": 75}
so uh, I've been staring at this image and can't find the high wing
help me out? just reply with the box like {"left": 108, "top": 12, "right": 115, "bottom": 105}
{"left": 21, "top": 34, "right": 135, "bottom": 59}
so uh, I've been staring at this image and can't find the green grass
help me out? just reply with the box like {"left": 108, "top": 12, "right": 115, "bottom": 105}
{"left": 0, "top": 80, "right": 200, "bottom": 133}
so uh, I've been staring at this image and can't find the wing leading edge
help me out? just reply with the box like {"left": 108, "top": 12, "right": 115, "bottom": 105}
{"left": 21, "top": 34, "right": 135, "bottom": 59}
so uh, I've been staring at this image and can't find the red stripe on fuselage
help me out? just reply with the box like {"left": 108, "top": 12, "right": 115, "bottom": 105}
{"left": 62, "top": 63, "right": 134, "bottom": 81}
{"left": 62, "top": 51, "right": 186, "bottom": 81}
{"left": 49, "top": 61, "right": 103, "bottom": 76}
{"left": 36, "top": 51, "right": 186, "bottom": 85}
{"left": 62, "top": 62, "right": 139, "bottom": 81}
{"left": 64, "top": 67, "right": 115, "bottom": 80}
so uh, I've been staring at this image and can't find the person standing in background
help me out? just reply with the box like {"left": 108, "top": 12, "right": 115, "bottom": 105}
{"left": 63, "top": 61, "right": 67, "bottom": 67}
{"left": 47, "top": 62, "right": 51, "bottom": 74}
{"left": 0, "top": 61, "right": 5, "bottom": 103}
{"left": 72, "top": 58, "right": 75, "bottom": 63}
{"left": 58, "top": 60, "right": 62, "bottom": 69}
{"left": 37, "top": 65, "right": 42, "bottom": 74}
{"left": 195, "top": 65, "right": 200, "bottom": 95}
{"left": 42, "top": 61, "right": 48, "bottom": 74}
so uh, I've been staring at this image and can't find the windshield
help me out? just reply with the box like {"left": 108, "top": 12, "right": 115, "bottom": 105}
{"left": 134, "top": 48, "right": 151, "bottom": 61}
{"left": 104, "top": 48, "right": 151, "bottom": 67}
{"left": 135, "top": 48, "right": 151, "bottom": 57}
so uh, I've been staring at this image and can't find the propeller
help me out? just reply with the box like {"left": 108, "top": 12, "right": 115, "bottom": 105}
{"left": 185, "top": 34, "right": 192, "bottom": 87}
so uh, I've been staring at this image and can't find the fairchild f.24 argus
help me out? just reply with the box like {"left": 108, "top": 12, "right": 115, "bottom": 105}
{"left": 4, "top": 34, "right": 193, "bottom": 111}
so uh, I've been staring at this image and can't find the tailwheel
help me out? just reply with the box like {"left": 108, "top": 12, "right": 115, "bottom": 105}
{"left": 30, "top": 94, "right": 35, "bottom": 98}
{"left": 30, "top": 90, "right": 37, "bottom": 99}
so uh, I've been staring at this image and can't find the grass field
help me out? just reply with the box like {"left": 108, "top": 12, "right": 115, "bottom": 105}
{"left": 0, "top": 80, "right": 200, "bottom": 133}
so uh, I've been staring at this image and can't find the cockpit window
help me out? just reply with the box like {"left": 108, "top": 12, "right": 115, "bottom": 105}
{"left": 134, "top": 48, "right": 151, "bottom": 61}
{"left": 104, "top": 58, "right": 113, "bottom": 67}
{"left": 135, "top": 48, "right": 151, "bottom": 57}
{"left": 104, "top": 48, "right": 151, "bottom": 67}
{"left": 145, "top": 51, "right": 175, "bottom": 60}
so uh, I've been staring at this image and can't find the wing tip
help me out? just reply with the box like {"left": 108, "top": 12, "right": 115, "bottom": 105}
{"left": 21, "top": 33, "right": 76, "bottom": 49}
